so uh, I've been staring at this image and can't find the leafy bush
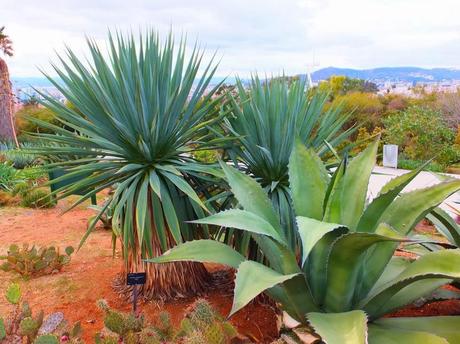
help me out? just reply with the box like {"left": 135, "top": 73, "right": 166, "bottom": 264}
{"left": 0, "top": 244, "right": 74, "bottom": 277}
{"left": 398, "top": 158, "right": 444, "bottom": 172}
{"left": 151, "top": 140, "right": 460, "bottom": 343}
{"left": 95, "top": 298, "right": 238, "bottom": 344}
{"left": 383, "top": 105, "right": 460, "bottom": 168}
{"left": 331, "top": 91, "right": 385, "bottom": 129}
{"left": 0, "top": 283, "right": 82, "bottom": 343}
{"left": 15, "top": 105, "right": 59, "bottom": 136}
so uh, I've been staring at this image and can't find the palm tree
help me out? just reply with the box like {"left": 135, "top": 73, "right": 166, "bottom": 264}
{"left": 30, "top": 32, "right": 226, "bottom": 300}
{"left": 0, "top": 26, "right": 17, "bottom": 145}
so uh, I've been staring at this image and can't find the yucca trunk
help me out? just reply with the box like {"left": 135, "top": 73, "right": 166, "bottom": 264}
{"left": 116, "top": 191, "right": 211, "bottom": 300}
{"left": 0, "top": 58, "right": 17, "bottom": 145}
{"left": 122, "top": 253, "right": 210, "bottom": 300}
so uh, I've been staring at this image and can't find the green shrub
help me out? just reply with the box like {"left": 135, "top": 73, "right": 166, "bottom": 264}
{"left": 398, "top": 158, "right": 444, "bottom": 172}
{"left": 383, "top": 105, "right": 460, "bottom": 168}
{"left": 15, "top": 105, "right": 59, "bottom": 135}
{"left": 20, "top": 189, "right": 56, "bottom": 208}
{"left": 0, "top": 244, "right": 74, "bottom": 277}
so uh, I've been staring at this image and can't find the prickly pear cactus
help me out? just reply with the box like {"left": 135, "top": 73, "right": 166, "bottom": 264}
{"left": 0, "top": 244, "right": 74, "bottom": 277}
{"left": 5, "top": 283, "right": 21, "bottom": 304}
{"left": 0, "top": 318, "right": 5, "bottom": 340}
{"left": 19, "top": 316, "right": 40, "bottom": 338}
{"left": 34, "top": 334, "right": 59, "bottom": 344}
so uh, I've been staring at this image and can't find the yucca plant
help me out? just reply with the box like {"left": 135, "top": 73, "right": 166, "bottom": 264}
{"left": 221, "top": 76, "right": 353, "bottom": 251}
{"left": 28, "top": 31, "right": 227, "bottom": 299}
{"left": 150, "top": 140, "right": 460, "bottom": 343}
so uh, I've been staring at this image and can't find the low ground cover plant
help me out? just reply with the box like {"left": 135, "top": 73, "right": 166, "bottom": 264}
{"left": 0, "top": 244, "right": 74, "bottom": 277}
{"left": 151, "top": 140, "right": 460, "bottom": 343}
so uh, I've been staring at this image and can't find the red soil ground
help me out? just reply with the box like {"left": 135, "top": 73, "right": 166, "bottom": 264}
{"left": 1, "top": 202, "right": 460, "bottom": 343}
{"left": 0, "top": 200, "right": 278, "bottom": 343}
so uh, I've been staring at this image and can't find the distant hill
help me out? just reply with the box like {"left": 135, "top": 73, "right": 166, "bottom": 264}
{"left": 310, "top": 67, "right": 460, "bottom": 83}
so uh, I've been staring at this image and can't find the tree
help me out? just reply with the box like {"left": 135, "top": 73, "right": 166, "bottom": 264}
{"left": 0, "top": 26, "right": 17, "bottom": 145}
{"left": 32, "top": 32, "right": 226, "bottom": 300}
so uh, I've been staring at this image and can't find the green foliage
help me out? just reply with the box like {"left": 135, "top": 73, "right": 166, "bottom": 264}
{"left": 331, "top": 91, "right": 385, "bottom": 129}
{"left": 383, "top": 105, "right": 459, "bottom": 168}
{"left": 221, "top": 76, "right": 353, "bottom": 252}
{"left": 398, "top": 159, "right": 444, "bottom": 172}
{"left": 318, "top": 75, "right": 378, "bottom": 97}
{"left": 2, "top": 148, "right": 37, "bottom": 169}
{"left": 150, "top": 140, "right": 460, "bottom": 342}
{"left": 15, "top": 105, "right": 59, "bottom": 135}
{"left": 20, "top": 189, "right": 56, "bottom": 208}
{"left": 0, "top": 162, "right": 22, "bottom": 191}
{"left": 0, "top": 244, "right": 74, "bottom": 277}
{"left": 11, "top": 181, "right": 30, "bottom": 197}
{"left": 30, "top": 31, "right": 227, "bottom": 298}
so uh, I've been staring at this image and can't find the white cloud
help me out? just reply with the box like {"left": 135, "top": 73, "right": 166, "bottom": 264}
{"left": 2, "top": 0, "right": 460, "bottom": 77}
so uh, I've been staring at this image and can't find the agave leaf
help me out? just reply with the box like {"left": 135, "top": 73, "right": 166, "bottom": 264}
{"left": 381, "top": 179, "right": 460, "bottom": 235}
{"left": 229, "top": 260, "right": 299, "bottom": 317}
{"left": 296, "top": 216, "right": 347, "bottom": 266}
{"left": 362, "top": 249, "right": 460, "bottom": 318}
{"left": 219, "top": 161, "right": 280, "bottom": 231}
{"left": 145, "top": 240, "right": 245, "bottom": 269}
{"left": 307, "top": 310, "right": 368, "bottom": 344}
{"left": 374, "top": 317, "right": 460, "bottom": 343}
{"left": 288, "top": 140, "right": 329, "bottom": 220}
{"left": 427, "top": 207, "right": 460, "bottom": 247}
{"left": 368, "top": 325, "right": 449, "bottom": 344}
{"left": 357, "top": 163, "right": 427, "bottom": 233}
{"left": 192, "top": 209, "right": 287, "bottom": 245}
{"left": 324, "top": 228, "right": 403, "bottom": 312}
{"left": 323, "top": 139, "right": 378, "bottom": 230}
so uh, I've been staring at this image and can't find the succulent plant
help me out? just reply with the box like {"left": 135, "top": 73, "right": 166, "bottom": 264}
{"left": 34, "top": 334, "right": 59, "bottom": 344}
{"left": 0, "top": 244, "right": 74, "bottom": 277}
{"left": 1, "top": 284, "right": 82, "bottom": 343}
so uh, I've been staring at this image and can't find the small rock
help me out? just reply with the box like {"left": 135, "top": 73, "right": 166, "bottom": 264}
{"left": 38, "top": 312, "right": 64, "bottom": 335}
{"left": 293, "top": 328, "right": 320, "bottom": 344}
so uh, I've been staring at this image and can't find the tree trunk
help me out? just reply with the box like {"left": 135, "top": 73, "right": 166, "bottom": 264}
{"left": 0, "top": 58, "right": 18, "bottom": 145}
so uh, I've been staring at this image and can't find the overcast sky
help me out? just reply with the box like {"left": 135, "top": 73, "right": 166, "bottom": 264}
{"left": 2, "top": 0, "right": 460, "bottom": 77}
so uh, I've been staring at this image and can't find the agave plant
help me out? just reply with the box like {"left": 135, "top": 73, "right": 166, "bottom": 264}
{"left": 149, "top": 140, "right": 460, "bottom": 343}
{"left": 28, "top": 31, "right": 227, "bottom": 299}
{"left": 220, "top": 76, "right": 353, "bottom": 251}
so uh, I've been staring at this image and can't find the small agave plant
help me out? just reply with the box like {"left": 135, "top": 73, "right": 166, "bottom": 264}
{"left": 148, "top": 139, "right": 460, "bottom": 343}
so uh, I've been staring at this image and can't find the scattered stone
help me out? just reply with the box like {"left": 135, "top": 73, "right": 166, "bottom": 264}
{"left": 38, "top": 312, "right": 64, "bottom": 335}
{"left": 293, "top": 327, "right": 320, "bottom": 344}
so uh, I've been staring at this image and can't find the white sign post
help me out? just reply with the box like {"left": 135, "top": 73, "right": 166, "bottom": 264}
{"left": 383, "top": 144, "right": 398, "bottom": 168}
